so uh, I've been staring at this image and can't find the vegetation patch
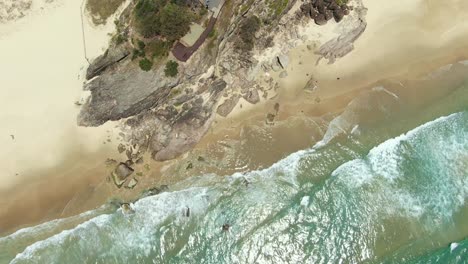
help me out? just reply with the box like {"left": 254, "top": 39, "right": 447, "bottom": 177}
{"left": 235, "top": 15, "right": 261, "bottom": 51}
{"left": 86, "top": 0, "right": 125, "bottom": 25}
{"left": 133, "top": 0, "right": 194, "bottom": 41}
{"left": 139, "top": 58, "right": 153, "bottom": 71}
{"left": 267, "top": 0, "right": 289, "bottom": 18}
{"left": 164, "top": 60, "right": 179, "bottom": 77}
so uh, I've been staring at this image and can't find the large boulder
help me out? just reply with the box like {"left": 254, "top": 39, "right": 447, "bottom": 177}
{"left": 112, "top": 162, "right": 134, "bottom": 188}
{"left": 315, "top": 14, "right": 327, "bottom": 25}
{"left": 333, "top": 8, "right": 345, "bottom": 22}
{"left": 300, "top": 3, "right": 311, "bottom": 15}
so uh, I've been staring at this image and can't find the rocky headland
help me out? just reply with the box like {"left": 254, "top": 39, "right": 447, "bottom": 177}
{"left": 78, "top": 0, "right": 367, "bottom": 188}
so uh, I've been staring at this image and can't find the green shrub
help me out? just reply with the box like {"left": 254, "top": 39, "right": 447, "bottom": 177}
{"left": 139, "top": 58, "right": 153, "bottom": 71}
{"left": 236, "top": 15, "right": 260, "bottom": 51}
{"left": 148, "top": 39, "right": 171, "bottom": 59}
{"left": 164, "top": 60, "right": 179, "bottom": 77}
{"left": 132, "top": 48, "right": 145, "bottom": 60}
{"left": 137, "top": 40, "right": 146, "bottom": 50}
{"left": 133, "top": 0, "right": 192, "bottom": 41}
{"left": 208, "top": 29, "right": 217, "bottom": 38}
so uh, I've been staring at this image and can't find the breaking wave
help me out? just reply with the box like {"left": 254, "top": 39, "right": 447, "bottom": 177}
{"left": 3, "top": 110, "right": 467, "bottom": 263}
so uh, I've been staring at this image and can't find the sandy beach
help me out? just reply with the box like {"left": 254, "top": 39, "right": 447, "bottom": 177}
{"left": 0, "top": 0, "right": 126, "bottom": 232}
{"left": 2, "top": 0, "right": 468, "bottom": 235}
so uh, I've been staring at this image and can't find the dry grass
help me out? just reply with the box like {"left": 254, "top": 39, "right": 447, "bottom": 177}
{"left": 86, "top": 0, "right": 126, "bottom": 25}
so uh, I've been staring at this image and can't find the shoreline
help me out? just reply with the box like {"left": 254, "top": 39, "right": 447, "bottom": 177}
{"left": 2, "top": 0, "right": 468, "bottom": 235}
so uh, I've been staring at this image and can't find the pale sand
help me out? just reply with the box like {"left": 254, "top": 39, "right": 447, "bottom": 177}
{"left": 0, "top": 0, "right": 126, "bottom": 190}
{"left": 275, "top": 0, "right": 468, "bottom": 103}
{"left": 0, "top": 0, "right": 129, "bottom": 231}
{"left": 2, "top": 0, "right": 468, "bottom": 233}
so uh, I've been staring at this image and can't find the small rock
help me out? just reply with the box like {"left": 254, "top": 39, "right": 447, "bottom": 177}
{"left": 271, "top": 59, "right": 282, "bottom": 72}
{"left": 277, "top": 55, "right": 289, "bottom": 69}
{"left": 243, "top": 89, "right": 260, "bottom": 104}
{"left": 222, "top": 224, "right": 230, "bottom": 232}
{"left": 279, "top": 71, "right": 288, "bottom": 78}
{"left": 450, "top": 243, "right": 459, "bottom": 252}
{"left": 314, "top": 14, "right": 327, "bottom": 25}
{"left": 121, "top": 203, "right": 135, "bottom": 214}
{"left": 183, "top": 207, "right": 190, "bottom": 217}
{"left": 266, "top": 113, "right": 276, "bottom": 123}
{"left": 105, "top": 158, "right": 118, "bottom": 166}
{"left": 217, "top": 95, "right": 240, "bottom": 117}
{"left": 126, "top": 178, "right": 138, "bottom": 189}
{"left": 136, "top": 157, "right": 144, "bottom": 164}
{"left": 274, "top": 103, "right": 280, "bottom": 113}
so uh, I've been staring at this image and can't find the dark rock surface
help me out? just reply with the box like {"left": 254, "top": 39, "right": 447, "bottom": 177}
{"left": 121, "top": 79, "right": 227, "bottom": 161}
{"left": 217, "top": 95, "right": 240, "bottom": 117}
{"left": 300, "top": 0, "right": 351, "bottom": 25}
{"left": 112, "top": 162, "right": 134, "bottom": 188}
{"left": 86, "top": 44, "right": 130, "bottom": 80}
{"left": 78, "top": 55, "right": 180, "bottom": 126}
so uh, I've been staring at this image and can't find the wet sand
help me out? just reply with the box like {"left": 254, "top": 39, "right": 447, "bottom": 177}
{"left": 2, "top": 0, "right": 468, "bottom": 235}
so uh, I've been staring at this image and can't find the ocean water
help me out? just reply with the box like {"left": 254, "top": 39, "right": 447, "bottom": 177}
{"left": 2, "top": 77, "right": 468, "bottom": 263}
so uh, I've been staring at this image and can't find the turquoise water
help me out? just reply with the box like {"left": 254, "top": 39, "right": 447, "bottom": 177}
{"left": 2, "top": 112, "right": 467, "bottom": 263}
{"left": 2, "top": 71, "right": 468, "bottom": 263}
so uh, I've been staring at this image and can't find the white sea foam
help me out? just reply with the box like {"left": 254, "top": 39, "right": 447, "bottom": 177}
{"left": 315, "top": 86, "right": 401, "bottom": 148}
{"left": 11, "top": 187, "right": 214, "bottom": 263}
{"left": 450, "top": 242, "right": 459, "bottom": 252}
{"left": 300, "top": 196, "right": 310, "bottom": 207}
{"left": 333, "top": 112, "right": 467, "bottom": 221}
{"left": 0, "top": 205, "right": 107, "bottom": 243}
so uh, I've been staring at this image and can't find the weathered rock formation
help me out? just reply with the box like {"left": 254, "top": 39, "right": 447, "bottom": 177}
{"left": 299, "top": 0, "right": 351, "bottom": 25}
{"left": 78, "top": 0, "right": 367, "bottom": 162}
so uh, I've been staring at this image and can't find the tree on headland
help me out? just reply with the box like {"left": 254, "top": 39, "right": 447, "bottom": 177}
{"left": 159, "top": 3, "right": 192, "bottom": 42}
{"left": 164, "top": 60, "right": 179, "bottom": 77}
{"left": 139, "top": 58, "right": 153, "bottom": 71}
{"left": 133, "top": 0, "right": 192, "bottom": 41}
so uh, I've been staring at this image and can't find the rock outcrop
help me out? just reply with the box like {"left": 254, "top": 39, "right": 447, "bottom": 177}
{"left": 120, "top": 79, "right": 227, "bottom": 161}
{"left": 315, "top": 5, "right": 367, "bottom": 63}
{"left": 78, "top": 56, "right": 180, "bottom": 126}
{"left": 78, "top": 0, "right": 367, "bottom": 162}
{"left": 299, "top": 0, "right": 351, "bottom": 25}
{"left": 86, "top": 44, "right": 130, "bottom": 80}
{"left": 112, "top": 162, "right": 134, "bottom": 188}
{"left": 217, "top": 95, "right": 240, "bottom": 117}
